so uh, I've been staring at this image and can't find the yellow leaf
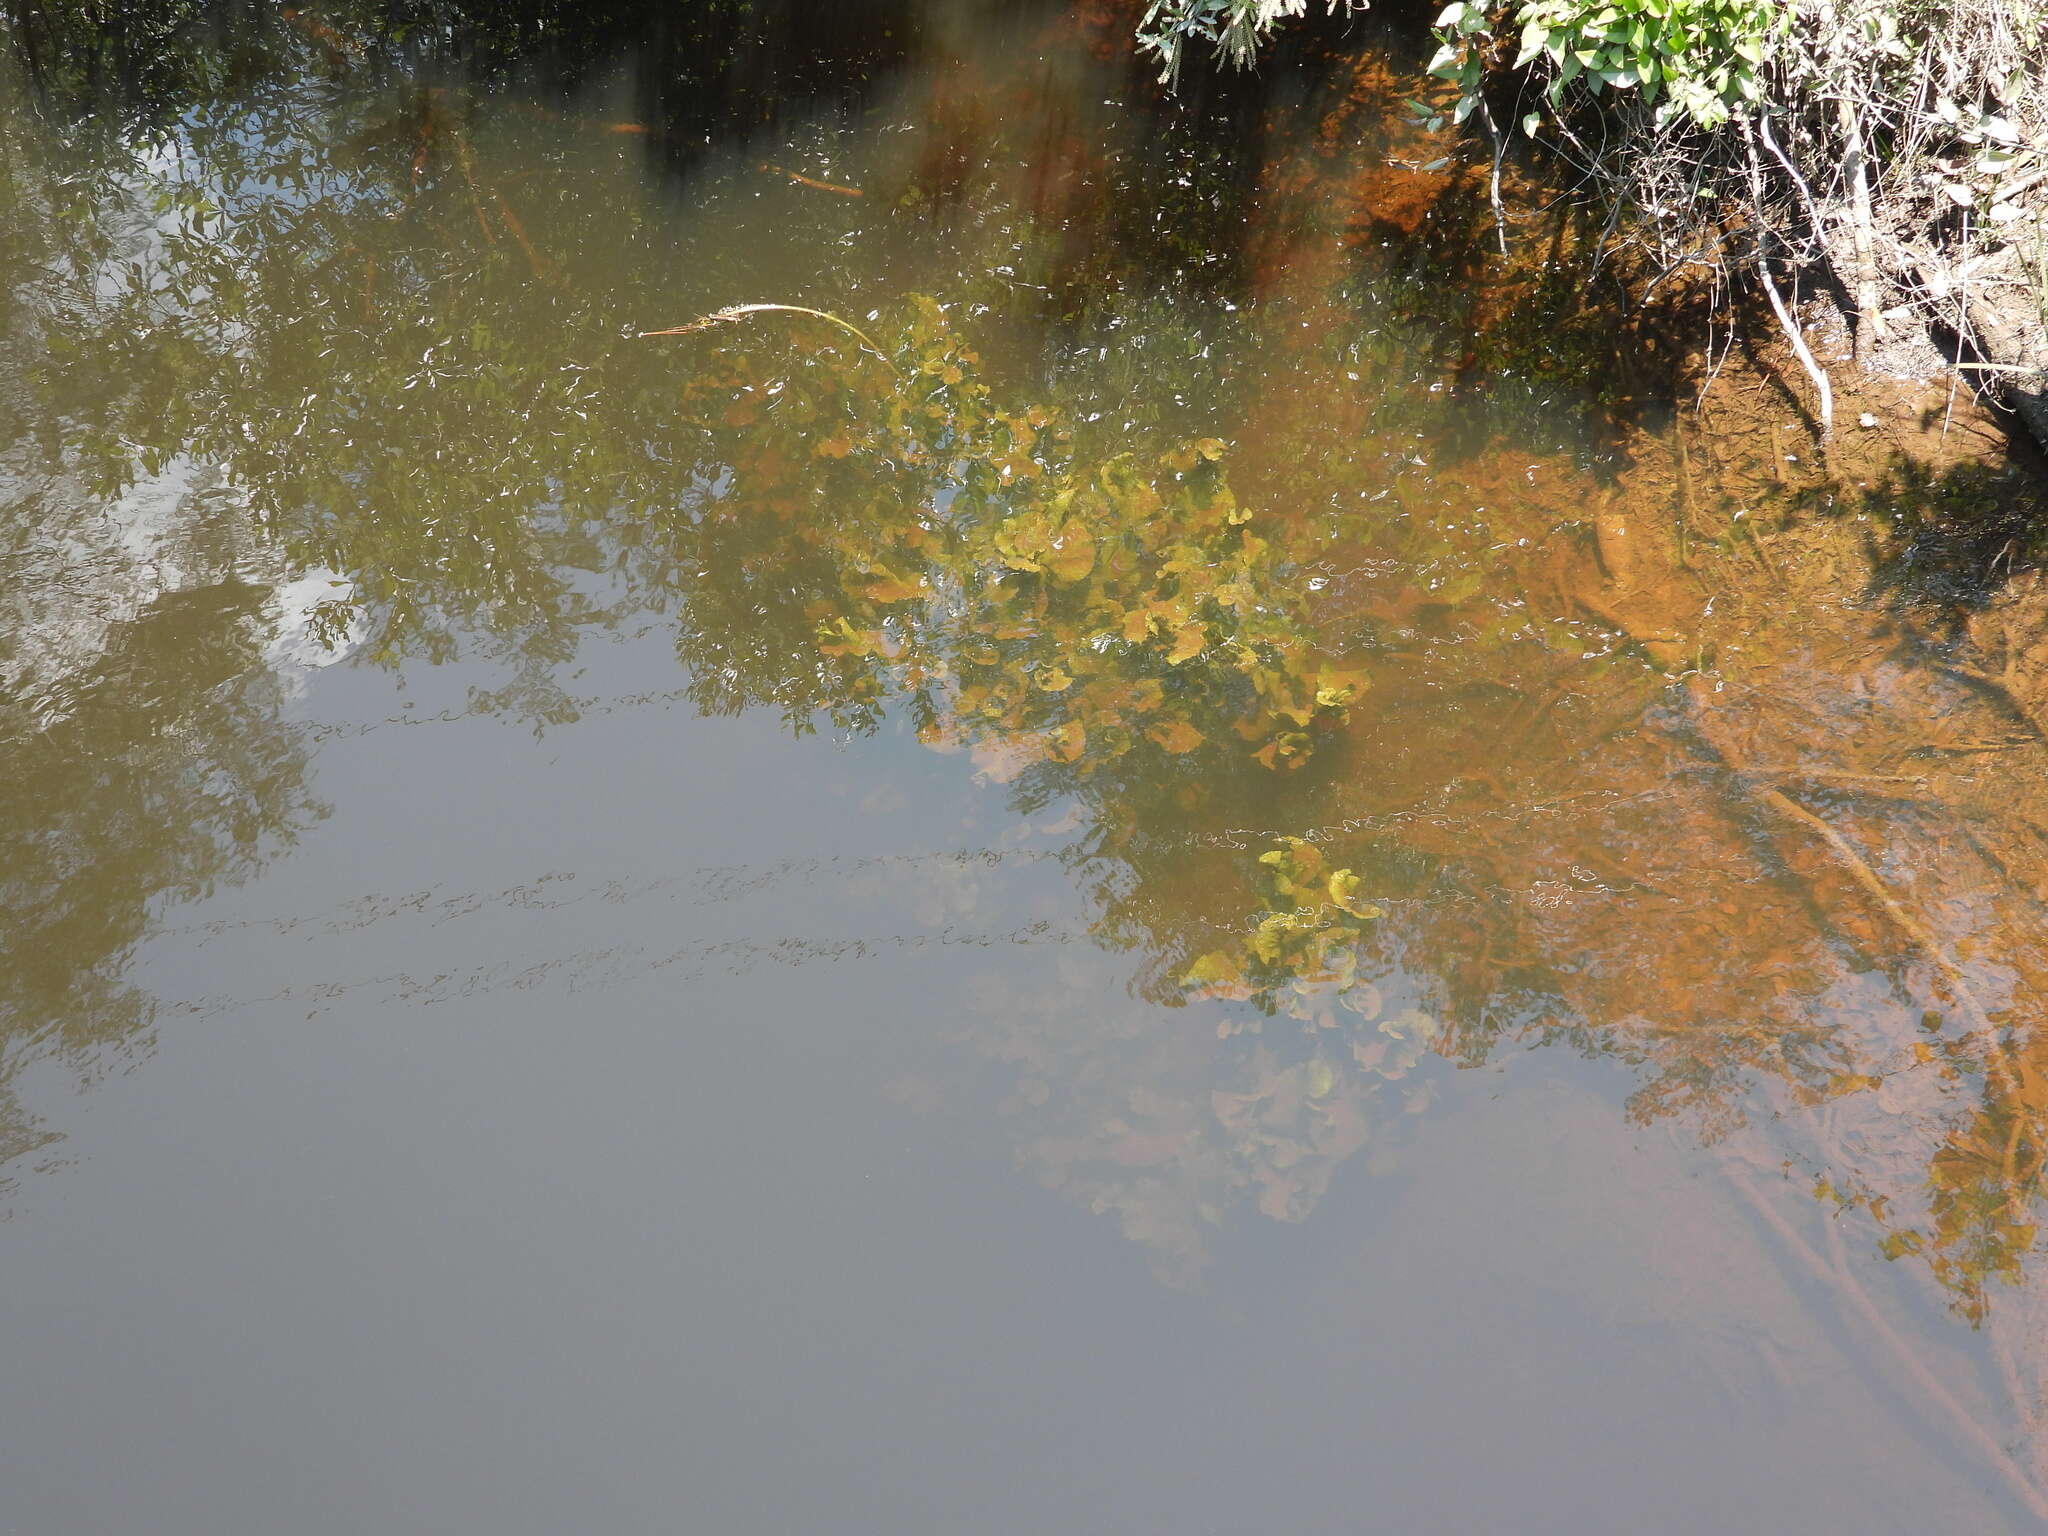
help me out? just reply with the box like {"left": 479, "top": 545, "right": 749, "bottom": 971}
{"left": 1261, "top": 837, "right": 1325, "bottom": 894}
{"left": 1253, "top": 733, "right": 1312, "bottom": 771}
{"left": 1182, "top": 950, "right": 1242, "bottom": 988}
{"left": 1182, "top": 949, "right": 1254, "bottom": 1001}
{"left": 1166, "top": 624, "right": 1207, "bottom": 664}
{"left": 1037, "top": 666, "right": 1075, "bottom": 693}
{"left": 994, "top": 510, "right": 1053, "bottom": 573}
{"left": 1327, "top": 868, "right": 1379, "bottom": 918}
{"left": 1148, "top": 719, "right": 1204, "bottom": 754}
{"left": 816, "top": 618, "right": 881, "bottom": 658}
{"left": 1044, "top": 523, "right": 1097, "bottom": 583}
{"left": 862, "top": 575, "right": 924, "bottom": 604}
{"left": 1045, "top": 720, "right": 1087, "bottom": 763}
{"left": 1314, "top": 667, "right": 1369, "bottom": 710}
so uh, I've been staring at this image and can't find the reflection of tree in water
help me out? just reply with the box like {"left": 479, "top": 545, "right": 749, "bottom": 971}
{"left": 0, "top": 55, "right": 325, "bottom": 1189}
{"left": 0, "top": 574, "right": 322, "bottom": 1189}
{"left": 13, "top": 2, "right": 2048, "bottom": 1363}
{"left": 669, "top": 280, "right": 2048, "bottom": 1340}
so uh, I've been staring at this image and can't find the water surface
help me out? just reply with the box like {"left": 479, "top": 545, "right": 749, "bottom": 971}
{"left": 7, "top": 5, "right": 2048, "bottom": 1531}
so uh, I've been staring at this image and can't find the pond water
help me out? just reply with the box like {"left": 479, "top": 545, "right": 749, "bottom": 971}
{"left": 8, "top": 4, "right": 2048, "bottom": 1531}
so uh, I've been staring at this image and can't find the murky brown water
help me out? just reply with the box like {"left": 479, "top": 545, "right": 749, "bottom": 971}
{"left": 9, "top": 4, "right": 2048, "bottom": 1531}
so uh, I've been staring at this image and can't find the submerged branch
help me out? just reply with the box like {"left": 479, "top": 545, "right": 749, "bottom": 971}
{"left": 757, "top": 163, "right": 865, "bottom": 197}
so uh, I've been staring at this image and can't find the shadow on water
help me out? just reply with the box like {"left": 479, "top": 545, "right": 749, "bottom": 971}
{"left": 10, "top": 0, "right": 2048, "bottom": 1519}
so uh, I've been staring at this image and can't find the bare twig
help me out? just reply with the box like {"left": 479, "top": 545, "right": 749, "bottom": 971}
{"left": 1748, "top": 122, "right": 1835, "bottom": 441}
{"left": 1475, "top": 93, "right": 1510, "bottom": 256}
{"left": 639, "top": 303, "right": 897, "bottom": 370}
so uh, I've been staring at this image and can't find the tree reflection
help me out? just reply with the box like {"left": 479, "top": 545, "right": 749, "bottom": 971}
{"left": 7, "top": 3, "right": 2048, "bottom": 1345}
{"left": 0, "top": 54, "right": 324, "bottom": 1178}
{"left": 0, "top": 565, "right": 323, "bottom": 1179}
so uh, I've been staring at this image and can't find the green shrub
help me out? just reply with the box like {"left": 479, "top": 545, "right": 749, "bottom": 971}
{"left": 1429, "top": 0, "right": 1786, "bottom": 133}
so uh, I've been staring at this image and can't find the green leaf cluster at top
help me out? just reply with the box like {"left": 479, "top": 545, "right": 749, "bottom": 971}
{"left": 1137, "top": 1, "right": 1362, "bottom": 84}
{"left": 1429, "top": 0, "right": 1786, "bottom": 133}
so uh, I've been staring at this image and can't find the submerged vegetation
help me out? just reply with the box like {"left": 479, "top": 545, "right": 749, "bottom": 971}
{"left": 662, "top": 296, "right": 1366, "bottom": 769}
